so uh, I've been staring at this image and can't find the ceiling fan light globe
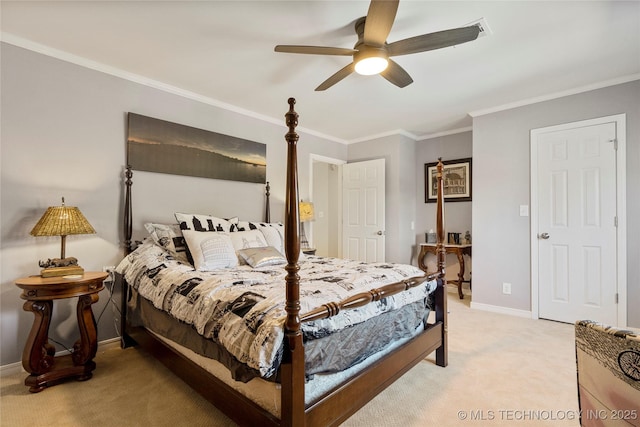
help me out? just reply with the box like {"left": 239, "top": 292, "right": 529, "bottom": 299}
{"left": 355, "top": 57, "right": 388, "bottom": 75}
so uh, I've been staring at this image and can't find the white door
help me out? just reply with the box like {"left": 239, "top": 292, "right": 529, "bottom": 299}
{"left": 535, "top": 121, "right": 618, "bottom": 324}
{"left": 342, "top": 159, "right": 385, "bottom": 262}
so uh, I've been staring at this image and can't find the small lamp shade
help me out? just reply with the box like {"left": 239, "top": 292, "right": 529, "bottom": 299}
{"left": 299, "top": 201, "right": 315, "bottom": 223}
{"left": 30, "top": 197, "right": 95, "bottom": 260}
{"left": 298, "top": 201, "right": 314, "bottom": 250}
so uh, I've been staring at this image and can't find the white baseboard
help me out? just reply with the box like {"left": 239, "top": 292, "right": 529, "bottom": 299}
{"left": 0, "top": 337, "right": 121, "bottom": 378}
{"left": 470, "top": 301, "right": 533, "bottom": 318}
{"left": 0, "top": 361, "right": 24, "bottom": 377}
{"left": 96, "top": 337, "right": 122, "bottom": 352}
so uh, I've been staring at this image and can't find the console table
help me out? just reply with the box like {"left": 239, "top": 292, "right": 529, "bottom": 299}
{"left": 418, "top": 243, "right": 472, "bottom": 299}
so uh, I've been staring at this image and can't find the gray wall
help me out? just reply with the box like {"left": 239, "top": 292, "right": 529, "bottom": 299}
{"left": 348, "top": 134, "right": 416, "bottom": 265}
{"left": 0, "top": 42, "right": 347, "bottom": 365}
{"left": 472, "top": 80, "right": 639, "bottom": 327}
{"left": 414, "top": 131, "right": 473, "bottom": 281}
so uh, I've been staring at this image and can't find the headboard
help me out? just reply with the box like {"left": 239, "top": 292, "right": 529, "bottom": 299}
{"left": 122, "top": 166, "right": 271, "bottom": 254}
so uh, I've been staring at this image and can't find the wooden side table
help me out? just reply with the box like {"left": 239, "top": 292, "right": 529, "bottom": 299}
{"left": 15, "top": 271, "right": 107, "bottom": 392}
{"left": 418, "top": 243, "right": 472, "bottom": 299}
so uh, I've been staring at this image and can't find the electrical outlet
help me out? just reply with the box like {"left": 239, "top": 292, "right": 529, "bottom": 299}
{"left": 502, "top": 282, "right": 512, "bottom": 295}
{"left": 103, "top": 265, "right": 116, "bottom": 282}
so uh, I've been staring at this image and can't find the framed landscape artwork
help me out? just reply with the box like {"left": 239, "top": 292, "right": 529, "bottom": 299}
{"left": 425, "top": 158, "right": 472, "bottom": 203}
{"left": 127, "top": 113, "right": 266, "bottom": 184}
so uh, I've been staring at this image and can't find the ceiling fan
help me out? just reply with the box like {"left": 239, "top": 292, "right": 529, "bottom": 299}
{"left": 274, "top": 0, "right": 480, "bottom": 91}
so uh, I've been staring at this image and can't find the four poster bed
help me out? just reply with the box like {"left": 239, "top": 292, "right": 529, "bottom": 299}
{"left": 116, "top": 98, "right": 448, "bottom": 426}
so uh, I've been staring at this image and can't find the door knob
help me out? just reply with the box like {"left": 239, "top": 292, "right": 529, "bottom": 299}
{"left": 377, "top": 230, "right": 385, "bottom": 236}
{"left": 539, "top": 232, "right": 550, "bottom": 240}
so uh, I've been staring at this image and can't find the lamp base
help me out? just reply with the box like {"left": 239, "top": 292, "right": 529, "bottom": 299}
{"left": 41, "top": 266, "right": 84, "bottom": 278}
{"left": 300, "top": 223, "right": 311, "bottom": 250}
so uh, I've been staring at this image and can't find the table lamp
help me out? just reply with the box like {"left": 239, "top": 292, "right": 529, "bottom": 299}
{"left": 299, "top": 201, "right": 315, "bottom": 249}
{"left": 30, "top": 197, "right": 96, "bottom": 277}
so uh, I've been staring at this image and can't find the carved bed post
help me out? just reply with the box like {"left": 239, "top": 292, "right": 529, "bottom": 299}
{"left": 120, "top": 165, "right": 137, "bottom": 348}
{"left": 124, "top": 166, "right": 133, "bottom": 255}
{"left": 280, "top": 98, "right": 305, "bottom": 426}
{"left": 434, "top": 158, "right": 448, "bottom": 367}
{"left": 265, "top": 181, "right": 271, "bottom": 223}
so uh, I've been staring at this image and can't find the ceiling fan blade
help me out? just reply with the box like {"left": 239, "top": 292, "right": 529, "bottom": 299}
{"left": 275, "top": 45, "right": 356, "bottom": 56}
{"left": 380, "top": 59, "right": 413, "bottom": 88}
{"left": 363, "top": 0, "right": 399, "bottom": 47}
{"left": 315, "top": 63, "right": 356, "bottom": 91}
{"left": 387, "top": 26, "right": 481, "bottom": 57}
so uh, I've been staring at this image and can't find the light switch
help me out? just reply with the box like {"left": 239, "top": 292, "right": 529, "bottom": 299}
{"left": 519, "top": 205, "right": 529, "bottom": 217}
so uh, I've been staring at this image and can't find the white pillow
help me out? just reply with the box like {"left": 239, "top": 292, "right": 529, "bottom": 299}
{"left": 228, "top": 230, "right": 268, "bottom": 251}
{"left": 182, "top": 230, "right": 238, "bottom": 271}
{"left": 231, "top": 221, "right": 307, "bottom": 260}
{"left": 228, "top": 230, "right": 268, "bottom": 264}
{"left": 258, "top": 224, "right": 285, "bottom": 254}
{"left": 231, "top": 220, "right": 254, "bottom": 232}
{"left": 175, "top": 212, "right": 233, "bottom": 232}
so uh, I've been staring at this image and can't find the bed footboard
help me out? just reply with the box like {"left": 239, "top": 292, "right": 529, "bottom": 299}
{"left": 434, "top": 276, "right": 448, "bottom": 367}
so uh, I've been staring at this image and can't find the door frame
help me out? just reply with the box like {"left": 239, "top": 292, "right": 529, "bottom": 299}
{"left": 530, "top": 114, "right": 627, "bottom": 326}
{"left": 310, "top": 154, "right": 346, "bottom": 257}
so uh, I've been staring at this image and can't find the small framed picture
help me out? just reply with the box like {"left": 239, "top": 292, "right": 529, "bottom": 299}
{"left": 425, "top": 158, "right": 472, "bottom": 203}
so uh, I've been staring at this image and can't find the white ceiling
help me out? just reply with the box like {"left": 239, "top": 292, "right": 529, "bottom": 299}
{"left": 2, "top": 1, "right": 639, "bottom": 143}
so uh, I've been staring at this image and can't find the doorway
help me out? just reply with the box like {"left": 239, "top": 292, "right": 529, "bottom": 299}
{"left": 310, "top": 155, "right": 345, "bottom": 257}
{"left": 530, "top": 114, "right": 627, "bottom": 326}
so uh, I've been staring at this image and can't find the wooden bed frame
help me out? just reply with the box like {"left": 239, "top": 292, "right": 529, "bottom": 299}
{"left": 120, "top": 97, "right": 447, "bottom": 426}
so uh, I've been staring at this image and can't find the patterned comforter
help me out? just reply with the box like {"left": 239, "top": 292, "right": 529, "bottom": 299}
{"left": 117, "top": 241, "right": 436, "bottom": 378}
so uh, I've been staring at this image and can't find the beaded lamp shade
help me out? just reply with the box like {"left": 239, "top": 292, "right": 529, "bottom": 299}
{"left": 30, "top": 197, "right": 96, "bottom": 259}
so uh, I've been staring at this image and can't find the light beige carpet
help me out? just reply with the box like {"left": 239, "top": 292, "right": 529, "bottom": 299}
{"left": 1, "top": 294, "right": 580, "bottom": 426}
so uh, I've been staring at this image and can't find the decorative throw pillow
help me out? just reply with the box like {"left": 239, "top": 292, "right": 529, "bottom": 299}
{"left": 175, "top": 212, "right": 233, "bottom": 232}
{"left": 228, "top": 230, "right": 268, "bottom": 252}
{"left": 182, "top": 230, "right": 238, "bottom": 271}
{"left": 225, "top": 216, "right": 240, "bottom": 227}
{"left": 231, "top": 220, "right": 257, "bottom": 232}
{"left": 257, "top": 223, "right": 285, "bottom": 254}
{"left": 237, "top": 246, "right": 286, "bottom": 268}
{"left": 232, "top": 221, "right": 311, "bottom": 260}
{"left": 144, "top": 223, "right": 189, "bottom": 263}
{"left": 232, "top": 222, "right": 285, "bottom": 253}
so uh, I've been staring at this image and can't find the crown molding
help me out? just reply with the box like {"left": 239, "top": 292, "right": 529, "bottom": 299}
{"left": 0, "top": 33, "right": 347, "bottom": 144}
{"left": 346, "top": 128, "right": 419, "bottom": 145}
{"left": 469, "top": 74, "right": 640, "bottom": 118}
{"left": 416, "top": 126, "right": 473, "bottom": 141}
{"left": 3, "top": 33, "right": 638, "bottom": 145}
{"left": 347, "top": 125, "right": 474, "bottom": 144}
